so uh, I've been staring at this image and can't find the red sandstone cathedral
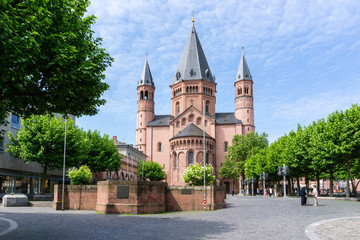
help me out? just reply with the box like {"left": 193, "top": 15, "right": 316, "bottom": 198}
{"left": 135, "top": 18, "right": 255, "bottom": 192}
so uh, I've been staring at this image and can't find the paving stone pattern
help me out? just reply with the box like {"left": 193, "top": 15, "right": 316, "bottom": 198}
{"left": 0, "top": 196, "right": 359, "bottom": 240}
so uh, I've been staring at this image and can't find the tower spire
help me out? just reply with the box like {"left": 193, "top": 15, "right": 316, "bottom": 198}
{"left": 172, "top": 20, "right": 214, "bottom": 84}
{"left": 235, "top": 49, "right": 252, "bottom": 82}
{"left": 138, "top": 57, "right": 154, "bottom": 87}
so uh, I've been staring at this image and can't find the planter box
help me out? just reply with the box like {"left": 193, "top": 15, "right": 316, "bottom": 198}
{"left": 2, "top": 194, "right": 28, "bottom": 207}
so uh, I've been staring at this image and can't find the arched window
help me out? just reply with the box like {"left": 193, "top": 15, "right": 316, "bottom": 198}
{"left": 140, "top": 91, "right": 144, "bottom": 100}
{"left": 176, "top": 121, "right": 180, "bottom": 127}
{"left": 196, "top": 86, "right": 198, "bottom": 93}
{"left": 196, "top": 117, "right": 202, "bottom": 125}
{"left": 205, "top": 100, "right": 210, "bottom": 114}
{"left": 188, "top": 114, "right": 194, "bottom": 122}
{"left": 240, "top": 88, "right": 243, "bottom": 95}
{"left": 224, "top": 142, "right": 228, "bottom": 152}
{"left": 206, "top": 153, "right": 209, "bottom": 164}
{"left": 145, "top": 90, "right": 149, "bottom": 100}
{"left": 120, "top": 173, "right": 124, "bottom": 180}
{"left": 188, "top": 151, "right": 194, "bottom": 165}
{"left": 245, "top": 86, "right": 249, "bottom": 94}
{"left": 175, "top": 102, "right": 180, "bottom": 114}
{"left": 158, "top": 142, "right": 162, "bottom": 152}
{"left": 181, "top": 117, "right": 186, "bottom": 125}
{"left": 186, "top": 86, "right": 189, "bottom": 93}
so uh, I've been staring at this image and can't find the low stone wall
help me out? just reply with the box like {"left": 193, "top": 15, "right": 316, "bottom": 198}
{"left": 166, "top": 185, "right": 226, "bottom": 211}
{"left": 96, "top": 180, "right": 166, "bottom": 214}
{"left": 53, "top": 182, "right": 226, "bottom": 214}
{"left": 53, "top": 185, "right": 98, "bottom": 210}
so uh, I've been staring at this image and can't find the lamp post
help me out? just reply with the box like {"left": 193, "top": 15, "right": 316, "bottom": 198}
{"left": 203, "top": 99, "right": 206, "bottom": 211}
{"left": 259, "top": 172, "right": 268, "bottom": 196}
{"left": 61, "top": 118, "right": 67, "bottom": 211}
{"left": 277, "top": 164, "right": 290, "bottom": 197}
{"left": 249, "top": 177, "right": 256, "bottom": 196}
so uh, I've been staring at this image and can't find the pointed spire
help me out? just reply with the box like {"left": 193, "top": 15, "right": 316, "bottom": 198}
{"left": 172, "top": 20, "right": 214, "bottom": 84}
{"left": 235, "top": 49, "right": 252, "bottom": 82}
{"left": 138, "top": 56, "right": 154, "bottom": 87}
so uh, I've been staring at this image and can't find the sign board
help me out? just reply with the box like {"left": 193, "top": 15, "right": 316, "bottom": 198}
{"left": 117, "top": 186, "right": 129, "bottom": 199}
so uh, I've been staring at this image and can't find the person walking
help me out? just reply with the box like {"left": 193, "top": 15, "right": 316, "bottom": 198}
{"left": 312, "top": 185, "right": 318, "bottom": 206}
{"left": 300, "top": 185, "right": 307, "bottom": 206}
{"left": 269, "top": 187, "right": 273, "bottom": 197}
{"left": 232, "top": 188, "right": 235, "bottom": 196}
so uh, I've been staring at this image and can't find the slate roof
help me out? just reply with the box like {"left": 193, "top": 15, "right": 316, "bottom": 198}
{"left": 172, "top": 123, "right": 213, "bottom": 139}
{"left": 138, "top": 57, "right": 155, "bottom": 87}
{"left": 172, "top": 22, "right": 214, "bottom": 84}
{"left": 147, "top": 115, "right": 170, "bottom": 127}
{"left": 215, "top": 113, "right": 242, "bottom": 125}
{"left": 235, "top": 51, "right": 252, "bottom": 83}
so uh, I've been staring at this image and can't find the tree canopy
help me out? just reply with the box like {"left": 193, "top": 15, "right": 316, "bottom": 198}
{"left": 137, "top": 160, "right": 166, "bottom": 181}
{"left": 0, "top": 0, "right": 113, "bottom": 120}
{"left": 242, "top": 104, "right": 360, "bottom": 197}
{"left": 7, "top": 114, "right": 122, "bottom": 192}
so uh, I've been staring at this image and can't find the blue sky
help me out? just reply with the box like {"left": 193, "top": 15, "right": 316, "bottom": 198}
{"left": 76, "top": 0, "right": 360, "bottom": 144}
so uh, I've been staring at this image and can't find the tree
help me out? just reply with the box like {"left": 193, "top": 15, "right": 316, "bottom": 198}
{"left": 67, "top": 165, "right": 92, "bottom": 185}
{"left": 81, "top": 130, "right": 122, "bottom": 174}
{"left": 220, "top": 132, "right": 268, "bottom": 187}
{"left": 7, "top": 114, "right": 85, "bottom": 193}
{"left": 183, "top": 163, "right": 215, "bottom": 186}
{"left": 0, "top": 0, "right": 113, "bottom": 120}
{"left": 137, "top": 161, "right": 166, "bottom": 181}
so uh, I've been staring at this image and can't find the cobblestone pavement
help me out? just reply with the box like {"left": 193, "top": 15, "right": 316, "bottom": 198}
{"left": 0, "top": 196, "right": 359, "bottom": 239}
{"left": 305, "top": 216, "right": 360, "bottom": 240}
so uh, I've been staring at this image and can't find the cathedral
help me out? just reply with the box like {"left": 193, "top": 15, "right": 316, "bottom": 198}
{"left": 135, "top": 18, "right": 255, "bottom": 193}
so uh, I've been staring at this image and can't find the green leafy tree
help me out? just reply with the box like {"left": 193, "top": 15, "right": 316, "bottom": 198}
{"left": 7, "top": 114, "right": 85, "bottom": 193}
{"left": 137, "top": 160, "right": 166, "bottom": 181}
{"left": 67, "top": 165, "right": 92, "bottom": 185}
{"left": 183, "top": 163, "right": 215, "bottom": 186}
{"left": 81, "top": 130, "right": 122, "bottom": 174}
{"left": 220, "top": 132, "right": 268, "bottom": 186}
{"left": 0, "top": 0, "right": 113, "bottom": 120}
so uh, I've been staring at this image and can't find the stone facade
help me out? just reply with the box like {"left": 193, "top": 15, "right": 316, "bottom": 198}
{"left": 135, "top": 20, "right": 255, "bottom": 193}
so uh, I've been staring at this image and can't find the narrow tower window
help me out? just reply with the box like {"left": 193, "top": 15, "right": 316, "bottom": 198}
{"left": 224, "top": 142, "right": 228, "bottom": 152}
{"left": 145, "top": 90, "right": 149, "bottom": 100}
{"left": 140, "top": 91, "right": 144, "bottom": 100}
{"left": 158, "top": 142, "right": 162, "bottom": 152}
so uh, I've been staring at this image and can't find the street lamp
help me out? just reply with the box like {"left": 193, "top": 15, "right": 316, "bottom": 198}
{"left": 277, "top": 164, "right": 290, "bottom": 197}
{"left": 249, "top": 177, "right": 256, "bottom": 196}
{"left": 259, "top": 172, "right": 268, "bottom": 196}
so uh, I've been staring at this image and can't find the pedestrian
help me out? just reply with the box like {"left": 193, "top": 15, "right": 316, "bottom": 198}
{"left": 232, "top": 188, "right": 234, "bottom": 196}
{"left": 274, "top": 188, "right": 277, "bottom": 197}
{"left": 300, "top": 185, "right": 307, "bottom": 206}
{"left": 269, "top": 187, "right": 272, "bottom": 197}
{"left": 312, "top": 185, "right": 318, "bottom": 206}
{"left": 256, "top": 188, "right": 259, "bottom": 196}
{"left": 243, "top": 188, "right": 246, "bottom": 196}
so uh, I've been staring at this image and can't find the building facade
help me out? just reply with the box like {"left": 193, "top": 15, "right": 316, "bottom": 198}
{"left": 93, "top": 136, "right": 147, "bottom": 181}
{"left": 135, "top": 19, "right": 255, "bottom": 192}
{"left": 0, "top": 114, "right": 74, "bottom": 196}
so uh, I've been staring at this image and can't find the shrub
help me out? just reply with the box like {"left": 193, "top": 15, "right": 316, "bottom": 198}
{"left": 137, "top": 160, "right": 166, "bottom": 181}
{"left": 67, "top": 165, "right": 93, "bottom": 185}
{"left": 182, "top": 163, "right": 215, "bottom": 186}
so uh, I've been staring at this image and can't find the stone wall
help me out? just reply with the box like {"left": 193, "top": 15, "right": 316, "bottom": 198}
{"left": 96, "top": 180, "right": 166, "bottom": 214}
{"left": 53, "top": 181, "right": 226, "bottom": 214}
{"left": 166, "top": 185, "right": 226, "bottom": 211}
{"left": 53, "top": 185, "right": 98, "bottom": 210}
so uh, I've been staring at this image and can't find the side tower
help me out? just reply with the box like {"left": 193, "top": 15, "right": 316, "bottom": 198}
{"left": 135, "top": 58, "right": 155, "bottom": 153}
{"left": 234, "top": 51, "right": 255, "bottom": 134}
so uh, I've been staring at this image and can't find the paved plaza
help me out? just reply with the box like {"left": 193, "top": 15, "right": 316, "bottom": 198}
{"left": 0, "top": 196, "right": 359, "bottom": 239}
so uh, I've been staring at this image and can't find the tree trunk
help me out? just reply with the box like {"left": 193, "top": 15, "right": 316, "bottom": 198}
{"left": 296, "top": 176, "right": 300, "bottom": 196}
{"left": 40, "top": 164, "right": 48, "bottom": 195}
{"left": 329, "top": 169, "right": 334, "bottom": 197}
{"left": 305, "top": 175, "right": 309, "bottom": 193}
{"left": 288, "top": 177, "right": 292, "bottom": 195}
{"left": 346, "top": 156, "right": 350, "bottom": 198}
